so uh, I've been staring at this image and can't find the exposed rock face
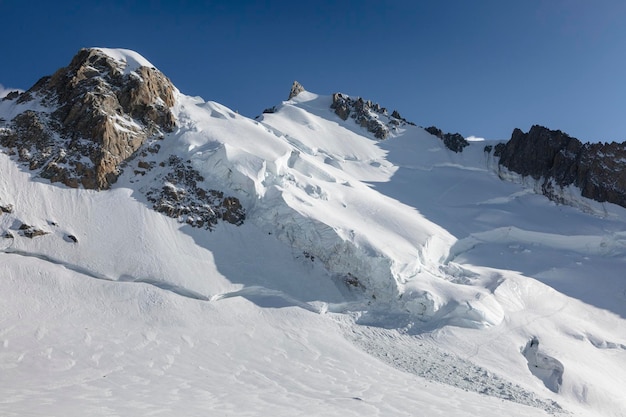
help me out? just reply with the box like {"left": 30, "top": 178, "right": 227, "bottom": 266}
{"left": 425, "top": 126, "right": 469, "bottom": 153}
{"left": 330, "top": 93, "right": 414, "bottom": 140}
{"left": 0, "top": 48, "right": 245, "bottom": 231}
{"left": 496, "top": 125, "right": 626, "bottom": 209}
{"left": 288, "top": 81, "right": 305, "bottom": 100}
{"left": 0, "top": 48, "right": 176, "bottom": 189}
{"left": 0, "top": 202, "right": 13, "bottom": 214}
{"left": 144, "top": 155, "right": 246, "bottom": 230}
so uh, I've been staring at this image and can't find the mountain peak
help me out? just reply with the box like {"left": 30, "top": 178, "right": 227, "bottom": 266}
{"left": 86, "top": 47, "right": 156, "bottom": 75}
{"left": 287, "top": 80, "right": 305, "bottom": 100}
{"left": 0, "top": 47, "right": 176, "bottom": 189}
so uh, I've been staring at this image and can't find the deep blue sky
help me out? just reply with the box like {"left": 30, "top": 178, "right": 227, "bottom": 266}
{"left": 1, "top": 0, "right": 625, "bottom": 142}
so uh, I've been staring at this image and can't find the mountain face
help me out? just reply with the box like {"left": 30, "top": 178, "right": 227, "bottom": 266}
{"left": 4, "top": 50, "right": 624, "bottom": 213}
{"left": 0, "top": 48, "right": 244, "bottom": 229}
{"left": 1, "top": 48, "right": 175, "bottom": 189}
{"left": 1, "top": 48, "right": 626, "bottom": 417}
{"left": 493, "top": 125, "right": 626, "bottom": 209}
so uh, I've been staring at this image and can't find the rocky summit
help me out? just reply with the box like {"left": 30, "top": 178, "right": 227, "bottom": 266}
{"left": 330, "top": 92, "right": 414, "bottom": 140}
{"left": 0, "top": 48, "right": 175, "bottom": 189}
{"left": 0, "top": 48, "right": 244, "bottom": 229}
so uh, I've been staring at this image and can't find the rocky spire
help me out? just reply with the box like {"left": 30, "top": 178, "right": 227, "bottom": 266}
{"left": 288, "top": 81, "right": 305, "bottom": 100}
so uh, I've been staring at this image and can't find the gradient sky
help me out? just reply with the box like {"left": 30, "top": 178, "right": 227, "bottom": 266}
{"left": 1, "top": 0, "right": 625, "bottom": 142}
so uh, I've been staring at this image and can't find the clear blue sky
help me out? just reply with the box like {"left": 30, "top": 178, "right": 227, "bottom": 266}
{"left": 1, "top": 0, "right": 625, "bottom": 142}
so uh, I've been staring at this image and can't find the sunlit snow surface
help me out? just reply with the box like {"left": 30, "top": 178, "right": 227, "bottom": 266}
{"left": 91, "top": 47, "right": 155, "bottom": 74}
{"left": 1, "top": 59, "right": 625, "bottom": 415}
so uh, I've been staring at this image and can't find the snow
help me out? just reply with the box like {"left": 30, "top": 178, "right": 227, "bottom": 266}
{"left": 90, "top": 47, "right": 155, "bottom": 74}
{"left": 1, "top": 77, "right": 626, "bottom": 416}
{"left": 0, "top": 256, "right": 556, "bottom": 417}
{"left": 467, "top": 135, "right": 487, "bottom": 142}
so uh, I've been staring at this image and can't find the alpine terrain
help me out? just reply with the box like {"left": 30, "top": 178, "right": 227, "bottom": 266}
{"left": 1, "top": 48, "right": 625, "bottom": 416}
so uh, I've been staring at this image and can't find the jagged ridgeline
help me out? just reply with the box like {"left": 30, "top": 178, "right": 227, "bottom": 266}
{"left": 492, "top": 125, "right": 626, "bottom": 209}
{"left": 285, "top": 80, "right": 416, "bottom": 140}
{"left": 0, "top": 48, "right": 244, "bottom": 230}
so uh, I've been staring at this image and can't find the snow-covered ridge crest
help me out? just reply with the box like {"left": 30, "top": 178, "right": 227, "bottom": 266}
{"left": 89, "top": 47, "right": 156, "bottom": 75}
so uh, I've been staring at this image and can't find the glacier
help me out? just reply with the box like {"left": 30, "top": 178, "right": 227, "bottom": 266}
{"left": 1, "top": 48, "right": 625, "bottom": 416}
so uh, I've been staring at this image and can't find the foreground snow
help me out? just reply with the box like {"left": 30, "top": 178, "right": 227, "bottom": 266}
{"left": 2, "top": 253, "right": 560, "bottom": 417}
{"left": 1, "top": 50, "right": 625, "bottom": 416}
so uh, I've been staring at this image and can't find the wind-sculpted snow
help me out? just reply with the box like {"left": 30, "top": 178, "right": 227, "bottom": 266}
{"left": 445, "top": 226, "right": 626, "bottom": 264}
{"left": 92, "top": 47, "right": 156, "bottom": 75}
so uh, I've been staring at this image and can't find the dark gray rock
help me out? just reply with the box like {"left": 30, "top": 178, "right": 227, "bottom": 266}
{"left": 497, "top": 125, "right": 626, "bottom": 208}
{"left": 425, "top": 126, "right": 469, "bottom": 153}
{"left": 0, "top": 203, "right": 13, "bottom": 214}
{"left": 1, "top": 91, "right": 20, "bottom": 101}
{"left": 262, "top": 106, "right": 277, "bottom": 114}
{"left": 330, "top": 93, "right": 415, "bottom": 140}
{"left": 145, "top": 155, "right": 245, "bottom": 230}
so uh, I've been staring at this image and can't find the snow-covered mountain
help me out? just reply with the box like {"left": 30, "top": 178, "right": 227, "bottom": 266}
{"left": 1, "top": 48, "right": 625, "bottom": 417}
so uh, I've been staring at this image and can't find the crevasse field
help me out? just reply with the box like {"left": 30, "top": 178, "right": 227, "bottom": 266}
{"left": 1, "top": 49, "right": 625, "bottom": 416}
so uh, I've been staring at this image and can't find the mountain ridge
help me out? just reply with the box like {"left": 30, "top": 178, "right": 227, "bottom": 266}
{"left": 1, "top": 47, "right": 626, "bottom": 416}
{"left": 3, "top": 48, "right": 626, "bottom": 215}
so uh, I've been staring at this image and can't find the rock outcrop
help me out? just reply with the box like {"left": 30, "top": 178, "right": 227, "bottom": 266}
{"left": 0, "top": 48, "right": 176, "bottom": 189}
{"left": 288, "top": 81, "right": 305, "bottom": 100}
{"left": 330, "top": 93, "right": 414, "bottom": 140}
{"left": 0, "top": 48, "right": 246, "bottom": 231}
{"left": 425, "top": 126, "right": 469, "bottom": 153}
{"left": 495, "top": 125, "right": 626, "bottom": 209}
{"left": 144, "top": 155, "right": 245, "bottom": 230}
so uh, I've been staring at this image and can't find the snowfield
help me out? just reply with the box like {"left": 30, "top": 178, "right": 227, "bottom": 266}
{"left": 1, "top": 49, "right": 625, "bottom": 416}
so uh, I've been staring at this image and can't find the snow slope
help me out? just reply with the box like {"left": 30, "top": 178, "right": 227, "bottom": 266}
{"left": 1, "top": 49, "right": 625, "bottom": 416}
